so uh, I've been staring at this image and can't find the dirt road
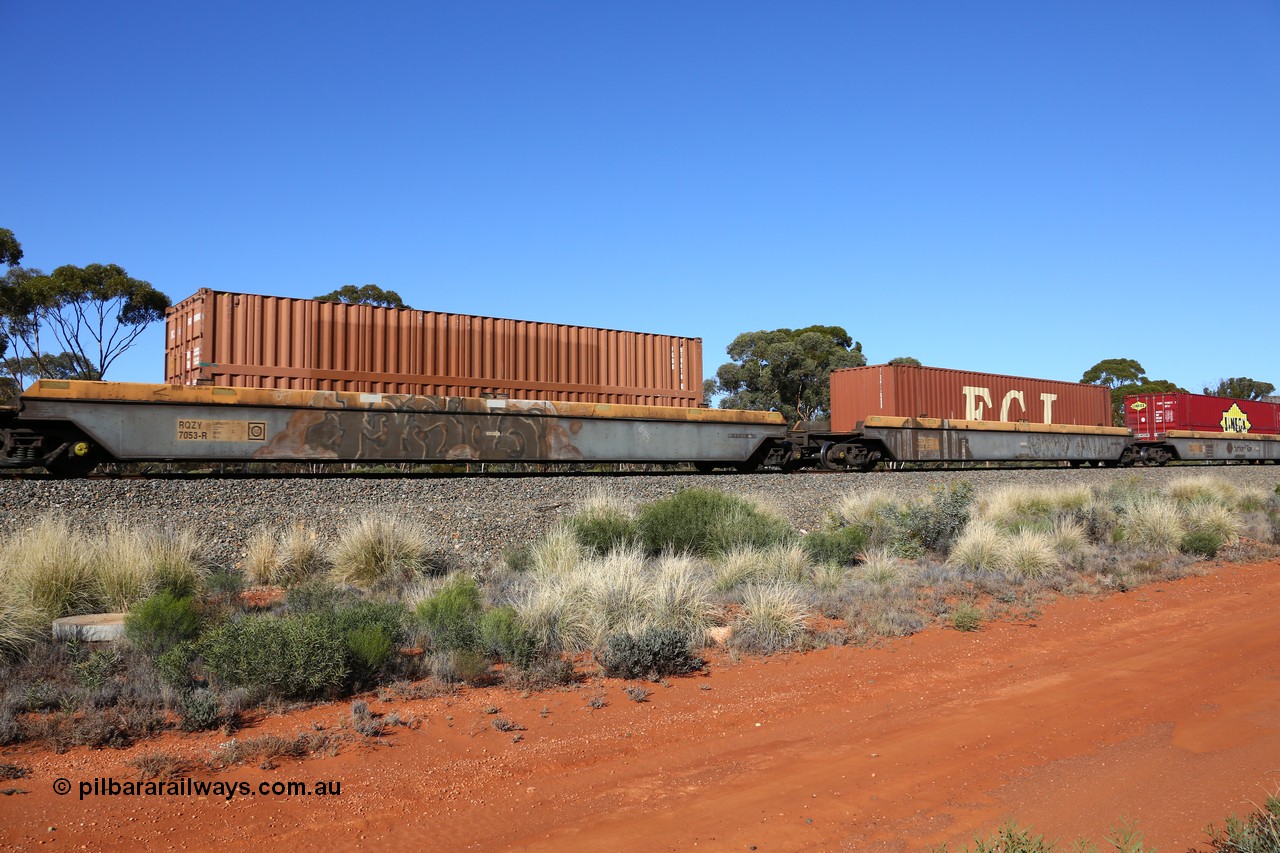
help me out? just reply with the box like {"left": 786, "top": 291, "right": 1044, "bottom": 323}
{"left": 4, "top": 559, "right": 1279, "bottom": 851}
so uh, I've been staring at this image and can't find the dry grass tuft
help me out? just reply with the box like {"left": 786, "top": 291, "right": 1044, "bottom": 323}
{"left": 733, "top": 582, "right": 810, "bottom": 653}
{"left": 947, "top": 521, "right": 1010, "bottom": 573}
{"left": 329, "top": 516, "right": 436, "bottom": 590}
{"left": 1118, "top": 498, "right": 1185, "bottom": 554}
{"left": 1003, "top": 530, "right": 1059, "bottom": 579}
{"left": 2, "top": 518, "right": 100, "bottom": 622}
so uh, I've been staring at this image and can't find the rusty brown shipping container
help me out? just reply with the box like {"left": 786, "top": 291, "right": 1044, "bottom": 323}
{"left": 166, "top": 289, "right": 702, "bottom": 407}
{"left": 830, "top": 364, "right": 1111, "bottom": 433}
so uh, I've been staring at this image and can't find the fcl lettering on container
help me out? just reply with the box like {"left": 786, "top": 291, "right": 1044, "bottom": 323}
{"left": 828, "top": 364, "right": 1111, "bottom": 432}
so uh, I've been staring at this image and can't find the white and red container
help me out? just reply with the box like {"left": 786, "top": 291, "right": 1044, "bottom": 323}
{"left": 830, "top": 364, "right": 1112, "bottom": 433}
{"left": 1125, "top": 392, "right": 1280, "bottom": 439}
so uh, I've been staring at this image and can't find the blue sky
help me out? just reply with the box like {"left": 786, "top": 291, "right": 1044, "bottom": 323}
{"left": 6, "top": 1, "right": 1278, "bottom": 395}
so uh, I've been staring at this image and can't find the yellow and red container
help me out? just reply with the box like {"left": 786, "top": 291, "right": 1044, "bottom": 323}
{"left": 1125, "top": 392, "right": 1280, "bottom": 439}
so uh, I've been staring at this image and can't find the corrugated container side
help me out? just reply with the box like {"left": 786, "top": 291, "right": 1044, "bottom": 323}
{"left": 165, "top": 289, "right": 702, "bottom": 407}
{"left": 1124, "top": 392, "right": 1280, "bottom": 439}
{"left": 830, "top": 364, "right": 1111, "bottom": 433}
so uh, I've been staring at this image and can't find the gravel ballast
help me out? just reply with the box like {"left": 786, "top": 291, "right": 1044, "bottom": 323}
{"left": 2, "top": 467, "right": 1277, "bottom": 570}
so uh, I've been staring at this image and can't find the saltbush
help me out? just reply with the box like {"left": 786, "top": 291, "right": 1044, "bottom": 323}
{"left": 569, "top": 507, "right": 640, "bottom": 557}
{"left": 200, "top": 613, "right": 347, "bottom": 698}
{"left": 600, "top": 627, "right": 703, "bottom": 680}
{"left": 1202, "top": 790, "right": 1280, "bottom": 853}
{"left": 153, "top": 642, "right": 197, "bottom": 692}
{"left": 803, "top": 526, "right": 869, "bottom": 566}
{"left": 179, "top": 690, "right": 224, "bottom": 732}
{"left": 285, "top": 579, "right": 360, "bottom": 614}
{"left": 635, "top": 489, "right": 792, "bottom": 556}
{"left": 345, "top": 624, "right": 395, "bottom": 687}
{"left": 125, "top": 591, "right": 201, "bottom": 657}
{"left": 478, "top": 606, "right": 540, "bottom": 668}
{"left": 1180, "top": 530, "right": 1225, "bottom": 558}
{"left": 416, "top": 575, "right": 483, "bottom": 654}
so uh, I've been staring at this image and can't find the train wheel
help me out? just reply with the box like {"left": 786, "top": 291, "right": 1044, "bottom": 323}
{"left": 693, "top": 462, "right": 718, "bottom": 474}
{"left": 819, "top": 441, "right": 846, "bottom": 471}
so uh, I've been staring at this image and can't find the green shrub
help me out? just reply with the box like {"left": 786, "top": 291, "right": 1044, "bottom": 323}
{"left": 600, "top": 627, "right": 703, "bottom": 680}
{"left": 285, "top": 579, "right": 359, "bottom": 614}
{"left": 503, "top": 544, "right": 533, "bottom": 572}
{"left": 478, "top": 606, "right": 540, "bottom": 668}
{"left": 324, "top": 600, "right": 406, "bottom": 686}
{"left": 803, "top": 526, "right": 869, "bottom": 565}
{"left": 1202, "top": 790, "right": 1280, "bottom": 853}
{"left": 948, "top": 821, "right": 1053, "bottom": 852}
{"left": 1181, "top": 530, "right": 1225, "bottom": 558}
{"left": 899, "top": 481, "right": 974, "bottom": 553}
{"left": 200, "top": 613, "right": 347, "bottom": 698}
{"left": 203, "top": 569, "right": 245, "bottom": 604}
{"left": 416, "top": 575, "right": 483, "bottom": 653}
{"left": 72, "top": 647, "right": 120, "bottom": 691}
{"left": 951, "top": 602, "right": 984, "bottom": 632}
{"left": 330, "top": 600, "right": 407, "bottom": 642}
{"left": 635, "top": 489, "right": 792, "bottom": 556}
{"left": 178, "top": 690, "right": 225, "bottom": 732}
{"left": 345, "top": 624, "right": 395, "bottom": 686}
{"left": 125, "top": 591, "right": 201, "bottom": 657}
{"left": 154, "top": 642, "right": 197, "bottom": 692}
{"left": 432, "top": 649, "right": 493, "bottom": 685}
{"left": 569, "top": 507, "right": 640, "bottom": 557}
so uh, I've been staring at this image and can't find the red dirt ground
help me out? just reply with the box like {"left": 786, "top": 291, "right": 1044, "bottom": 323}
{"left": 4, "top": 559, "right": 1279, "bottom": 852}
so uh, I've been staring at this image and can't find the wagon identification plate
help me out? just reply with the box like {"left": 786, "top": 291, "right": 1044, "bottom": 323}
{"left": 176, "top": 419, "right": 268, "bottom": 442}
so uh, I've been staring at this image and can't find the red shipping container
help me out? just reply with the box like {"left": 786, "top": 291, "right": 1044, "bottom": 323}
{"left": 830, "top": 364, "right": 1111, "bottom": 433}
{"left": 165, "top": 289, "right": 702, "bottom": 407}
{"left": 1124, "top": 392, "right": 1280, "bottom": 439}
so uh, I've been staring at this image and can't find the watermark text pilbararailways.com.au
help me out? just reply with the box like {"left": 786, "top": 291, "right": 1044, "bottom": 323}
{"left": 54, "top": 776, "right": 341, "bottom": 801}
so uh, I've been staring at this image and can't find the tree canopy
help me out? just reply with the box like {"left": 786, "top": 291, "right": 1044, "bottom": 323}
{"left": 1080, "top": 358, "right": 1146, "bottom": 388}
{"left": 887, "top": 356, "right": 922, "bottom": 366}
{"left": 711, "top": 326, "right": 865, "bottom": 423}
{"left": 1203, "top": 377, "right": 1275, "bottom": 400}
{"left": 1, "top": 229, "right": 169, "bottom": 394}
{"left": 0, "top": 228, "right": 22, "bottom": 268}
{"left": 315, "top": 284, "right": 409, "bottom": 309}
{"left": 33, "top": 264, "right": 170, "bottom": 379}
{"left": 1080, "top": 358, "right": 1184, "bottom": 425}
